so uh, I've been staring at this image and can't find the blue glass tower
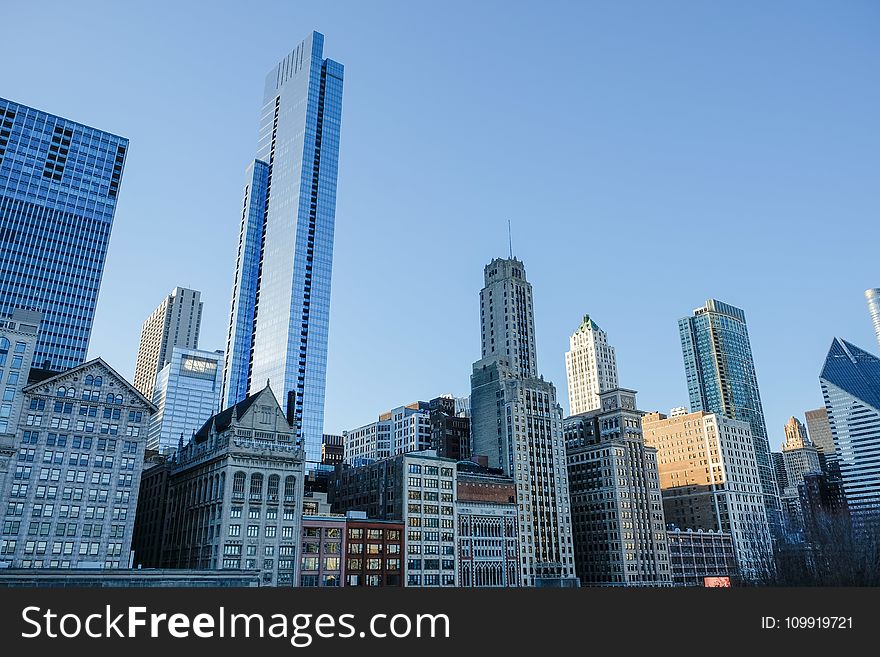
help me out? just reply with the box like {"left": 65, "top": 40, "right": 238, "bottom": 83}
{"left": 222, "top": 32, "right": 343, "bottom": 465}
{"left": 820, "top": 338, "right": 880, "bottom": 525}
{"left": 0, "top": 98, "right": 127, "bottom": 371}
{"left": 679, "top": 299, "right": 781, "bottom": 535}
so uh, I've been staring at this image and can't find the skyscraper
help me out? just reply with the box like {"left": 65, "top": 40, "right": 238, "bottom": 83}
{"left": 147, "top": 346, "right": 223, "bottom": 454}
{"left": 780, "top": 416, "right": 822, "bottom": 539}
{"left": 865, "top": 289, "right": 880, "bottom": 351}
{"left": 222, "top": 32, "right": 344, "bottom": 466}
{"left": 470, "top": 257, "right": 578, "bottom": 587}
{"left": 804, "top": 407, "right": 835, "bottom": 459}
{"left": 679, "top": 299, "right": 780, "bottom": 535}
{"left": 564, "top": 314, "right": 618, "bottom": 415}
{"left": 133, "top": 287, "right": 203, "bottom": 400}
{"left": 0, "top": 98, "right": 128, "bottom": 371}
{"left": 820, "top": 338, "right": 880, "bottom": 525}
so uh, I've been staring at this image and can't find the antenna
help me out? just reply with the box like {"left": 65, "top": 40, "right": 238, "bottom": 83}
{"left": 508, "top": 219, "right": 513, "bottom": 259}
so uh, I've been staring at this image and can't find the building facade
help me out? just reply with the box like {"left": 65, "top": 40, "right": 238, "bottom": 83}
{"left": 429, "top": 395, "right": 471, "bottom": 461}
{"left": 782, "top": 417, "right": 822, "bottom": 490}
{"left": 820, "top": 338, "right": 880, "bottom": 526}
{"left": 804, "top": 406, "right": 836, "bottom": 468}
{"left": 130, "top": 451, "right": 172, "bottom": 568}
{"left": 0, "top": 359, "right": 154, "bottom": 569}
{"left": 159, "top": 386, "right": 306, "bottom": 586}
{"left": 343, "top": 401, "right": 431, "bottom": 465}
{"left": 0, "top": 98, "right": 128, "bottom": 372}
{"left": 666, "top": 527, "right": 737, "bottom": 587}
{"left": 330, "top": 450, "right": 458, "bottom": 587}
{"left": 133, "top": 287, "right": 203, "bottom": 400}
{"left": 456, "top": 461, "right": 519, "bottom": 587}
{"left": 470, "top": 257, "right": 577, "bottom": 587}
{"left": 642, "top": 409, "right": 772, "bottom": 580}
{"left": 565, "top": 314, "right": 618, "bottom": 415}
{"left": 679, "top": 299, "right": 780, "bottom": 536}
{"left": 300, "top": 514, "right": 345, "bottom": 586}
{"left": 147, "top": 346, "right": 223, "bottom": 454}
{"left": 344, "top": 517, "right": 404, "bottom": 586}
{"left": 321, "top": 433, "right": 344, "bottom": 466}
{"left": 565, "top": 389, "right": 671, "bottom": 587}
{"left": 221, "top": 32, "right": 344, "bottom": 467}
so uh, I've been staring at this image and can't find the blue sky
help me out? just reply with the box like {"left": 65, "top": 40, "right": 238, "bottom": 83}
{"left": 4, "top": 1, "right": 878, "bottom": 449}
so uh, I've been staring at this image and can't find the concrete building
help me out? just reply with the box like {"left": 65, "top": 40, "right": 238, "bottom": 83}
{"left": 429, "top": 395, "right": 471, "bottom": 461}
{"left": 642, "top": 409, "right": 772, "bottom": 581}
{"left": 344, "top": 517, "right": 404, "bottom": 587}
{"left": 820, "top": 338, "right": 880, "bottom": 527}
{"left": 666, "top": 527, "right": 737, "bottom": 587}
{"left": 679, "top": 299, "right": 780, "bottom": 536}
{"left": 158, "top": 385, "right": 305, "bottom": 586}
{"left": 147, "top": 346, "right": 223, "bottom": 454}
{"left": 330, "top": 450, "right": 458, "bottom": 587}
{"left": 782, "top": 417, "right": 822, "bottom": 489}
{"left": 133, "top": 287, "right": 203, "bottom": 401}
{"left": 470, "top": 257, "right": 577, "bottom": 587}
{"left": 0, "top": 310, "right": 41, "bottom": 501}
{"left": 0, "top": 359, "right": 154, "bottom": 569}
{"left": 866, "top": 288, "right": 880, "bottom": 352}
{"left": 321, "top": 434, "right": 344, "bottom": 466}
{"left": 456, "top": 460, "right": 520, "bottom": 587}
{"left": 565, "top": 314, "right": 618, "bottom": 415}
{"left": 343, "top": 401, "right": 432, "bottom": 465}
{"left": 565, "top": 389, "right": 671, "bottom": 587}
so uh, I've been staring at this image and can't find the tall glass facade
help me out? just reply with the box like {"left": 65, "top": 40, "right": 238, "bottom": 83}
{"left": 0, "top": 98, "right": 127, "bottom": 372}
{"left": 679, "top": 299, "right": 781, "bottom": 535}
{"left": 222, "top": 32, "right": 343, "bottom": 465}
{"left": 820, "top": 338, "right": 880, "bottom": 525}
{"left": 865, "top": 288, "right": 880, "bottom": 352}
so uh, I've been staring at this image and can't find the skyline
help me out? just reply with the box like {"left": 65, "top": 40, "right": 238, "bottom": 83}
{"left": 2, "top": 1, "right": 878, "bottom": 449}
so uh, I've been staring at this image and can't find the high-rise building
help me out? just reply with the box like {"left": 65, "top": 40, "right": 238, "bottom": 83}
{"left": 470, "top": 257, "right": 578, "bottom": 587}
{"left": 0, "top": 310, "right": 41, "bottom": 499}
{"left": 865, "top": 289, "right": 880, "bottom": 351}
{"left": 321, "top": 433, "right": 344, "bottom": 466}
{"left": 804, "top": 407, "right": 835, "bottom": 460}
{"left": 156, "top": 385, "right": 305, "bottom": 585}
{"left": 343, "top": 401, "right": 432, "bottom": 465}
{"left": 772, "top": 452, "right": 788, "bottom": 494}
{"left": 782, "top": 417, "right": 821, "bottom": 489}
{"left": 564, "top": 314, "right": 618, "bottom": 415}
{"left": 0, "top": 98, "right": 128, "bottom": 372}
{"left": 133, "top": 287, "right": 203, "bottom": 400}
{"left": 456, "top": 460, "right": 520, "bottom": 587}
{"left": 0, "top": 358, "right": 154, "bottom": 569}
{"left": 330, "top": 450, "right": 459, "bottom": 587}
{"left": 642, "top": 410, "right": 772, "bottom": 581}
{"left": 147, "top": 347, "right": 223, "bottom": 454}
{"left": 221, "top": 32, "right": 344, "bottom": 467}
{"left": 679, "top": 299, "right": 780, "bottom": 535}
{"left": 429, "top": 396, "right": 471, "bottom": 461}
{"left": 565, "top": 390, "right": 672, "bottom": 587}
{"left": 820, "top": 338, "right": 880, "bottom": 526}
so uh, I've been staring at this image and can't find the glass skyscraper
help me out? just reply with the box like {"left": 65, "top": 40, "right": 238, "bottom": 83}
{"left": 679, "top": 299, "right": 781, "bottom": 535}
{"left": 865, "top": 288, "right": 880, "bottom": 352}
{"left": 222, "top": 32, "right": 343, "bottom": 465}
{"left": 820, "top": 338, "right": 880, "bottom": 525}
{"left": 0, "top": 98, "right": 128, "bottom": 371}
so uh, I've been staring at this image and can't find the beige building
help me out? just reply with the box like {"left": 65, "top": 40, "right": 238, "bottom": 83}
{"left": 565, "top": 315, "right": 618, "bottom": 416}
{"left": 804, "top": 407, "right": 835, "bottom": 458}
{"left": 133, "top": 287, "right": 203, "bottom": 400}
{"left": 642, "top": 410, "right": 772, "bottom": 581}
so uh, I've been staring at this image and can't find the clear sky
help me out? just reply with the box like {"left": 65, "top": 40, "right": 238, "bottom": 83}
{"left": 3, "top": 1, "right": 878, "bottom": 450}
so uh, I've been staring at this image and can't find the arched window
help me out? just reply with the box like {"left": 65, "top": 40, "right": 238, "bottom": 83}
{"left": 106, "top": 393, "right": 115, "bottom": 404}
{"left": 115, "top": 394, "right": 123, "bottom": 404}
{"left": 85, "top": 375, "right": 94, "bottom": 386}
{"left": 267, "top": 475, "right": 280, "bottom": 501}
{"left": 249, "top": 473, "right": 263, "bottom": 500}
{"left": 232, "top": 472, "right": 246, "bottom": 500}
{"left": 66, "top": 387, "right": 75, "bottom": 398}
{"left": 284, "top": 476, "right": 297, "bottom": 503}
{"left": 94, "top": 376, "right": 102, "bottom": 387}
{"left": 57, "top": 386, "right": 67, "bottom": 398}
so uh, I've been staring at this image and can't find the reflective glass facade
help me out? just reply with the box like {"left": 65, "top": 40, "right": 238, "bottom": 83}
{"left": 0, "top": 98, "right": 127, "bottom": 372}
{"left": 820, "top": 338, "right": 880, "bottom": 524}
{"left": 222, "top": 32, "right": 343, "bottom": 465}
{"left": 679, "top": 299, "right": 780, "bottom": 534}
